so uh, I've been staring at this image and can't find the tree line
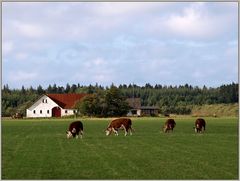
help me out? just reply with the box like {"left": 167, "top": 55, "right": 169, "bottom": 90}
{"left": 2, "top": 82, "right": 238, "bottom": 117}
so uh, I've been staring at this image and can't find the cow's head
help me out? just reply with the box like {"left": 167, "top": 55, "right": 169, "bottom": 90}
{"left": 163, "top": 125, "right": 168, "bottom": 133}
{"left": 66, "top": 131, "right": 73, "bottom": 138}
{"left": 105, "top": 127, "right": 112, "bottom": 136}
{"left": 66, "top": 128, "right": 76, "bottom": 139}
{"left": 193, "top": 126, "right": 201, "bottom": 133}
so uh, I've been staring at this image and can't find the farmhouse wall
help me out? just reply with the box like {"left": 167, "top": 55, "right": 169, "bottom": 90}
{"left": 27, "top": 95, "right": 60, "bottom": 118}
{"left": 61, "top": 109, "right": 76, "bottom": 117}
{"left": 26, "top": 94, "right": 82, "bottom": 118}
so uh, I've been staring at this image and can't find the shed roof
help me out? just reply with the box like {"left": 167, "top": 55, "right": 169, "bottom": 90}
{"left": 47, "top": 93, "right": 88, "bottom": 109}
{"left": 126, "top": 98, "right": 141, "bottom": 109}
{"left": 140, "top": 106, "right": 159, "bottom": 110}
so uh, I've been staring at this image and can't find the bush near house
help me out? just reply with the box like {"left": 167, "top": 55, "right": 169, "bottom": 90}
{"left": 75, "top": 86, "right": 130, "bottom": 117}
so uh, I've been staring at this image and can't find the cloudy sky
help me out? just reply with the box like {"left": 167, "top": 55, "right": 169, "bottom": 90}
{"left": 2, "top": 2, "right": 238, "bottom": 89}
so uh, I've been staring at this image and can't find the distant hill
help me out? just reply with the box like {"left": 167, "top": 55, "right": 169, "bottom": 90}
{"left": 191, "top": 103, "right": 238, "bottom": 117}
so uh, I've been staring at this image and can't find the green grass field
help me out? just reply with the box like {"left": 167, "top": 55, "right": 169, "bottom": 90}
{"left": 2, "top": 117, "right": 238, "bottom": 179}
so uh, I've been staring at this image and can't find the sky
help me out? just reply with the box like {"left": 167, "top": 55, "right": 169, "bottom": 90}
{"left": 2, "top": 2, "right": 238, "bottom": 89}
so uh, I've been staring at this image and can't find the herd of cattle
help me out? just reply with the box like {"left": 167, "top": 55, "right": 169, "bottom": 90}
{"left": 66, "top": 117, "right": 206, "bottom": 139}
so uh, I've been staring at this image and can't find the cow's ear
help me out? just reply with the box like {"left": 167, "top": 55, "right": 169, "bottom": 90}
{"left": 72, "top": 128, "right": 76, "bottom": 133}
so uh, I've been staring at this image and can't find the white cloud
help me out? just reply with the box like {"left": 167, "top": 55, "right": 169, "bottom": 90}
{"left": 225, "top": 46, "right": 238, "bottom": 58}
{"left": 12, "top": 21, "right": 46, "bottom": 38}
{"left": 93, "top": 58, "right": 106, "bottom": 66}
{"left": 192, "top": 71, "right": 205, "bottom": 79}
{"left": 3, "top": 41, "right": 13, "bottom": 56}
{"left": 82, "top": 58, "right": 107, "bottom": 69}
{"left": 148, "top": 2, "right": 237, "bottom": 40}
{"left": 70, "top": 57, "right": 113, "bottom": 84}
{"left": 2, "top": 2, "right": 238, "bottom": 88}
{"left": 9, "top": 71, "right": 38, "bottom": 81}
{"left": 15, "top": 52, "right": 29, "bottom": 60}
{"left": 91, "top": 2, "right": 163, "bottom": 17}
{"left": 165, "top": 4, "right": 214, "bottom": 38}
{"left": 228, "top": 40, "right": 238, "bottom": 46}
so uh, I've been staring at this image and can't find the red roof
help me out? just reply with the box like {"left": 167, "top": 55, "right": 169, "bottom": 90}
{"left": 47, "top": 93, "right": 88, "bottom": 109}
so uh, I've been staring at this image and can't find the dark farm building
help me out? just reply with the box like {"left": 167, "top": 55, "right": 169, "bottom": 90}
{"left": 126, "top": 98, "right": 159, "bottom": 116}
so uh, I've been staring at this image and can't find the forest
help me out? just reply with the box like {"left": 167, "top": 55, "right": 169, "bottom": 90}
{"left": 1, "top": 82, "right": 238, "bottom": 117}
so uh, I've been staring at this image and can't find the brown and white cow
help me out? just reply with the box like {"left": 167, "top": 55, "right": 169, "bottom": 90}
{"left": 194, "top": 118, "right": 206, "bottom": 133}
{"left": 163, "top": 118, "right": 176, "bottom": 133}
{"left": 66, "top": 121, "right": 84, "bottom": 139}
{"left": 12, "top": 113, "right": 23, "bottom": 119}
{"left": 105, "top": 118, "right": 133, "bottom": 136}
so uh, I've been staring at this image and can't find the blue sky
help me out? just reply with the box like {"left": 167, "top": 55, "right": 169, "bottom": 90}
{"left": 2, "top": 2, "right": 238, "bottom": 89}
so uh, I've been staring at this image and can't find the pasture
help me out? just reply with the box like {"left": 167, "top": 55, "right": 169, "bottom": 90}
{"left": 2, "top": 117, "right": 238, "bottom": 179}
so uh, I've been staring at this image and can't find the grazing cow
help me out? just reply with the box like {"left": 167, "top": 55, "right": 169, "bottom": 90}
{"left": 163, "top": 119, "right": 176, "bottom": 133}
{"left": 12, "top": 113, "right": 23, "bottom": 119}
{"left": 194, "top": 118, "right": 206, "bottom": 133}
{"left": 164, "top": 114, "right": 170, "bottom": 117}
{"left": 105, "top": 118, "right": 133, "bottom": 136}
{"left": 66, "top": 121, "right": 83, "bottom": 139}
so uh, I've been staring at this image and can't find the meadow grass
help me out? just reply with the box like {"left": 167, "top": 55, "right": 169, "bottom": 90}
{"left": 2, "top": 117, "right": 238, "bottom": 179}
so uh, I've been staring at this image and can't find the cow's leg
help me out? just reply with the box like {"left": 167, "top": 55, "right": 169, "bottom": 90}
{"left": 80, "top": 130, "right": 83, "bottom": 139}
{"left": 121, "top": 125, "right": 128, "bottom": 136}
{"left": 129, "top": 126, "right": 133, "bottom": 135}
{"left": 112, "top": 128, "right": 118, "bottom": 136}
{"left": 166, "top": 127, "right": 169, "bottom": 133}
{"left": 195, "top": 124, "right": 199, "bottom": 133}
{"left": 163, "top": 127, "right": 167, "bottom": 133}
{"left": 169, "top": 126, "right": 172, "bottom": 133}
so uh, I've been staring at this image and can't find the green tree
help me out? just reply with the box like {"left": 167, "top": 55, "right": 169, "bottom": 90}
{"left": 104, "top": 85, "right": 130, "bottom": 117}
{"left": 37, "top": 85, "right": 44, "bottom": 95}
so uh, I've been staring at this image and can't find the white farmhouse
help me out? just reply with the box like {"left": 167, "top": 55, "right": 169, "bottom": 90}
{"left": 26, "top": 93, "right": 87, "bottom": 118}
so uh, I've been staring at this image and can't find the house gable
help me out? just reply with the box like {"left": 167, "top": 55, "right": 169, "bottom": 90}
{"left": 27, "top": 95, "right": 59, "bottom": 111}
{"left": 26, "top": 95, "right": 59, "bottom": 118}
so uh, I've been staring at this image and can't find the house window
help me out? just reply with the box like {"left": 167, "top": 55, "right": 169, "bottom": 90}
{"left": 47, "top": 110, "right": 49, "bottom": 114}
{"left": 33, "top": 110, "right": 36, "bottom": 114}
{"left": 45, "top": 99, "right": 47, "bottom": 103}
{"left": 65, "top": 110, "right": 68, "bottom": 114}
{"left": 42, "top": 99, "right": 44, "bottom": 103}
{"left": 40, "top": 110, "right": 42, "bottom": 114}
{"left": 73, "top": 110, "right": 76, "bottom": 114}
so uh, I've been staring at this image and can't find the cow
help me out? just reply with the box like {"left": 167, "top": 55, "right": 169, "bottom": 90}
{"left": 12, "top": 113, "right": 23, "bottom": 119}
{"left": 194, "top": 118, "right": 206, "bottom": 133}
{"left": 66, "top": 121, "right": 84, "bottom": 139}
{"left": 163, "top": 118, "right": 176, "bottom": 133}
{"left": 164, "top": 114, "right": 170, "bottom": 117}
{"left": 105, "top": 118, "right": 133, "bottom": 136}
